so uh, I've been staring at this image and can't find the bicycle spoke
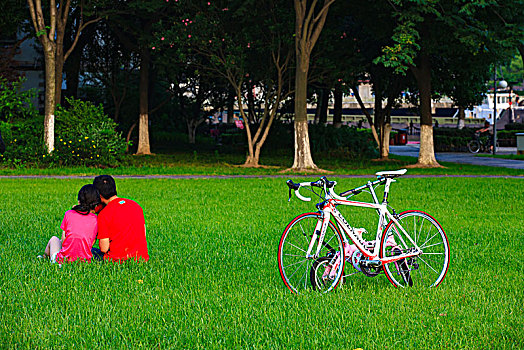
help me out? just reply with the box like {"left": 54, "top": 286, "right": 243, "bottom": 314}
{"left": 285, "top": 258, "right": 307, "bottom": 271}
{"left": 417, "top": 217, "right": 425, "bottom": 245}
{"left": 299, "top": 260, "right": 310, "bottom": 290}
{"left": 324, "top": 234, "right": 336, "bottom": 247}
{"left": 287, "top": 242, "right": 307, "bottom": 254}
{"left": 417, "top": 255, "right": 439, "bottom": 274}
{"left": 413, "top": 216, "right": 417, "bottom": 242}
{"left": 421, "top": 251, "right": 444, "bottom": 255}
{"left": 284, "top": 253, "right": 307, "bottom": 258}
{"left": 421, "top": 231, "right": 439, "bottom": 249}
{"left": 342, "top": 271, "right": 359, "bottom": 278}
{"left": 287, "top": 260, "right": 307, "bottom": 287}
{"left": 298, "top": 222, "right": 310, "bottom": 244}
{"left": 421, "top": 241, "right": 443, "bottom": 250}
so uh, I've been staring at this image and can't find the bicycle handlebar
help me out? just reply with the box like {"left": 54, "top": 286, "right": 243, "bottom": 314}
{"left": 287, "top": 177, "right": 336, "bottom": 202}
{"left": 287, "top": 170, "right": 407, "bottom": 203}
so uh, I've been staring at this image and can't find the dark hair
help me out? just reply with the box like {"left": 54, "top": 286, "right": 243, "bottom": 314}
{"left": 93, "top": 175, "right": 117, "bottom": 199}
{"left": 73, "top": 184, "right": 101, "bottom": 215}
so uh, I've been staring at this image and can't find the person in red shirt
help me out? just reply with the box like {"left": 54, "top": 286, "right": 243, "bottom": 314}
{"left": 93, "top": 175, "right": 149, "bottom": 262}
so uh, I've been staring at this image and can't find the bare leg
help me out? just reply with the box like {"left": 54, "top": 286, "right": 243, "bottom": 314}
{"left": 45, "top": 236, "right": 62, "bottom": 259}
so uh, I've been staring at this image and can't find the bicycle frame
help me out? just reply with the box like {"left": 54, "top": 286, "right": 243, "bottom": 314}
{"left": 305, "top": 178, "right": 422, "bottom": 265}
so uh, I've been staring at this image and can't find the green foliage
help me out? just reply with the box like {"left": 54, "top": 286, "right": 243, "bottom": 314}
{"left": 309, "top": 124, "right": 378, "bottom": 159}
{"left": 52, "top": 98, "right": 128, "bottom": 166}
{"left": 0, "top": 77, "right": 38, "bottom": 122}
{"left": 497, "top": 130, "right": 521, "bottom": 146}
{"left": 504, "top": 122, "right": 524, "bottom": 131}
{"left": 374, "top": 22, "right": 420, "bottom": 75}
{"left": 0, "top": 77, "right": 43, "bottom": 167}
{"left": 0, "top": 0, "right": 27, "bottom": 37}
{"left": 0, "top": 117, "right": 46, "bottom": 167}
{"left": 264, "top": 123, "right": 378, "bottom": 159}
{"left": 433, "top": 127, "right": 477, "bottom": 151}
{"left": 501, "top": 54, "right": 524, "bottom": 84}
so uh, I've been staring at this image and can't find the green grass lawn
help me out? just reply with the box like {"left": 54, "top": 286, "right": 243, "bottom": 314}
{"left": 476, "top": 153, "right": 524, "bottom": 161}
{"left": 0, "top": 177, "right": 523, "bottom": 348}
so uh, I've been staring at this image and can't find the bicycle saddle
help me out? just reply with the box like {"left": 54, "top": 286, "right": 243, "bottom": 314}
{"left": 375, "top": 169, "right": 407, "bottom": 178}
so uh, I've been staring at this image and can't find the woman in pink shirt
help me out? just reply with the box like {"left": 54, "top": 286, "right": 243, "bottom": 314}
{"left": 42, "top": 184, "right": 100, "bottom": 264}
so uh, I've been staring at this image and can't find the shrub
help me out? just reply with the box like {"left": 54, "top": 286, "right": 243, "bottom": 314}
{"left": 52, "top": 98, "right": 128, "bottom": 166}
{"left": 0, "top": 77, "right": 38, "bottom": 122}
{"left": 309, "top": 124, "right": 378, "bottom": 159}
{"left": 433, "top": 127, "right": 477, "bottom": 152}
{"left": 263, "top": 122, "right": 378, "bottom": 159}
{"left": 0, "top": 117, "right": 46, "bottom": 167}
{"left": 504, "top": 123, "right": 524, "bottom": 131}
{"left": 497, "top": 130, "right": 519, "bottom": 147}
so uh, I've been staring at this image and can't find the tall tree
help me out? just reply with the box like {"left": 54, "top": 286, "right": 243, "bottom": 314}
{"left": 108, "top": 0, "right": 173, "bottom": 155}
{"left": 158, "top": 0, "right": 294, "bottom": 167}
{"left": 81, "top": 21, "right": 138, "bottom": 122}
{"left": 27, "top": 0, "right": 99, "bottom": 152}
{"left": 291, "top": 0, "right": 334, "bottom": 171}
{"left": 376, "top": 0, "right": 523, "bottom": 166}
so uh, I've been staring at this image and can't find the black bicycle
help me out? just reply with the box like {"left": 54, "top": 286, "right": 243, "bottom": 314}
{"left": 467, "top": 133, "right": 498, "bottom": 153}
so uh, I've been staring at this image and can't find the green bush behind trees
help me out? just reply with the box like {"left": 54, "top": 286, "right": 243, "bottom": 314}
{"left": 52, "top": 98, "right": 128, "bottom": 166}
{"left": 262, "top": 123, "right": 378, "bottom": 159}
{"left": 0, "top": 80, "right": 128, "bottom": 167}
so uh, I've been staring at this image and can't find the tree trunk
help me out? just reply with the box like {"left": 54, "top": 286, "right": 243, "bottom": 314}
{"left": 314, "top": 90, "right": 321, "bottom": 124}
{"left": 333, "top": 87, "right": 342, "bottom": 128}
{"left": 64, "top": 48, "right": 81, "bottom": 100}
{"left": 290, "top": 0, "right": 332, "bottom": 171}
{"left": 353, "top": 84, "right": 379, "bottom": 146}
{"left": 227, "top": 89, "right": 235, "bottom": 124}
{"left": 235, "top": 86, "right": 257, "bottom": 166}
{"left": 457, "top": 106, "right": 465, "bottom": 129}
{"left": 380, "top": 123, "right": 392, "bottom": 159}
{"left": 126, "top": 121, "right": 137, "bottom": 152}
{"left": 318, "top": 88, "right": 329, "bottom": 124}
{"left": 247, "top": 83, "right": 256, "bottom": 123}
{"left": 411, "top": 54, "right": 439, "bottom": 167}
{"left": 55, "top": 27, "right": 66, "bottom": 106}
{"left": 43, "top": 48, "right": 57, "bottom": 153}
{"left": 63, "top": 19, "right": 97, "bottom": 101}
{"left": 187, "top": 120, "right": 197, "bottom": 144}
{"left": 374, "top": 90, "right": 387, "bottom": 158}
{"left": 244, "top": 153, "right": 260, "bottom": 167}
{"left": 136, "top": 49, "right": 151, "bottom": 155}
{"left": 292, "top": 60, "right": 317, "bottom": 170}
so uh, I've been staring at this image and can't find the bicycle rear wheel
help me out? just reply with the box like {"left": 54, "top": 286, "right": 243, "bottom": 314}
{"left": 467, "top": 140, "right": 481, "bottom": 153}
{"left": 380, "top": 210, "right": 450, "bottom": 288}
{"left": 278, "top": 213, "right": 345, "bottom": 294}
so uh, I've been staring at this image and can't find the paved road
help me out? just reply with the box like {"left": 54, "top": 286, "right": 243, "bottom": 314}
{"left": 390, "top": 145, "right": 524, "bottom": 170}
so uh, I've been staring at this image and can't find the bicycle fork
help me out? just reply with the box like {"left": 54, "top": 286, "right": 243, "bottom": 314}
{"left": 305, "top": 213, "right": 330, "bottom": 259}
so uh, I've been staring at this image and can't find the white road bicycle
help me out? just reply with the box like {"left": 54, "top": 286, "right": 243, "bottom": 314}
{"left": 277, "top": 169, "right": 450, "bottom": 294}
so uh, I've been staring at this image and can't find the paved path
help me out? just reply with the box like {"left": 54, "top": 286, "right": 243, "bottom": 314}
{"left": 390, "top": 145, "right": 524, "bottom": 170}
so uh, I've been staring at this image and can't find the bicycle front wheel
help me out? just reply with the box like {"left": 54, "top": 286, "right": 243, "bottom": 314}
{"left": 278, "top": 212, "right": 345, "bottom": 294}
{"left": 380, "top": 210, "right": 450, "bottom": 288}
{"left": 467, "top": 140, "right": 481, "bottom": 153}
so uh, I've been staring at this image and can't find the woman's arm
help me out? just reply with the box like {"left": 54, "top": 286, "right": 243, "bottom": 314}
{"left": 99, "top": 238, "right": 110, "bottom": 253}
{"left": 61, "top": 230, "right": 66, "bottom": 241}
